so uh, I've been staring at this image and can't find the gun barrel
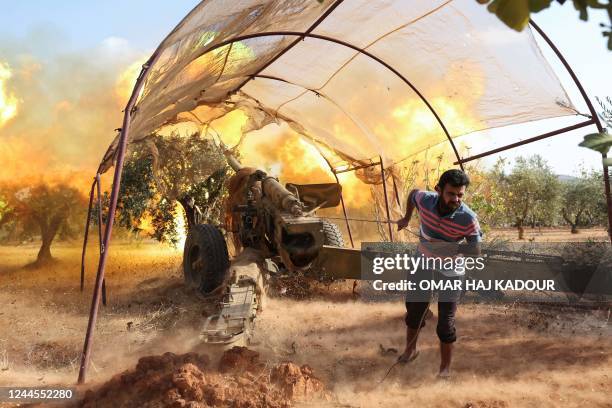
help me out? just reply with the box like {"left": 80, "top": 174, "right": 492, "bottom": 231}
{"left": 262, "top": 178, "right": 303, "bottom": 216}
{"left": 224, "top": 151, "right": 244, "bottom": 172}
{"left": 224, "top": 149, "right": 303, "bottom": 215}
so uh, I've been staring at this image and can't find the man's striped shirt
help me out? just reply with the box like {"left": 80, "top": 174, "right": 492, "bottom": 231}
{"left": 411, "top": 189, "right": 482, "bottom": 243}
{"left": 411, "top": 190, "right": 482, "bottom": 277}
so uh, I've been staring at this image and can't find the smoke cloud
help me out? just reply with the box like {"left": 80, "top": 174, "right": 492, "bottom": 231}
{"left": 0, "top": 27, "right": 146, "bottom": 191}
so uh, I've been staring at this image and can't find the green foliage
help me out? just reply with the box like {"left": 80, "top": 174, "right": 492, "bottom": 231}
{"left": 483, "top": 0, "right": 549, "bottom": 31}
{"left": 94, "top": 156, "right": 156, "bottom": 233}
{"left": 476, "top": 0, "right": 612, "bottom": 50}
{"left": 149, "top": 197, "right": 179, "bottom": 245}
{"left": 118, "top": 155, "right": 157, "bottom": 231}
{"left": 562, "top": 168, "right": 607, "bottom": 230}
{"left": 491, "top": 155, "right": 560, "bottom": 237}
{"left": 100, "top": 131, "right": 230, "bottom": 246}
{"left": 596, "top": 96, "right": 612, "bottom": 129}
{"left": 186, "top": 167, "right": 229, "bottom": 224}
{"left": 149, "top": 132, "right": 228, "bottom": 202}
{"left": 579, "top": 132, "right": 612, "bottom": 154}
{"left": 463, "top": 159, "right": 509, "bottom": 232}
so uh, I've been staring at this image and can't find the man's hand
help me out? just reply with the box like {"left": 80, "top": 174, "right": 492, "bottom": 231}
{"left": 396, "top": 217, "right": 409, "bottom": 231}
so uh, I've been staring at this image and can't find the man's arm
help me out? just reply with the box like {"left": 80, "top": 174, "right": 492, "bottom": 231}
{"left": 462, "top": 219, "right": 482, "bottom": 256}
{"left": 397, "top": 189, "right": 419, "bottom": 231}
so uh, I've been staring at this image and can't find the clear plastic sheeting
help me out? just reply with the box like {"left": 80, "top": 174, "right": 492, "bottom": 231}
{"left": 100, "top": 0, "right": 577, "bottom": 174}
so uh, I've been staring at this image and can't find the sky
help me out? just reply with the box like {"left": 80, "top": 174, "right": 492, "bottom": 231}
{"left": 0, "top": 0, "right": 611, "bottom": 178}
{"left": 473, "top": 2, "right": 612, "bottom": 176}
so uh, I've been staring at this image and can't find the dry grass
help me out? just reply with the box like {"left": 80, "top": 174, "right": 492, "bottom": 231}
{"left": 253, "top": 297, "right": 611, "bottom": 408}
{"left": 487, "top": 226, "right": 608, "bottom": 243}
{"left": 0, "top": 236, "right": 610, "bottom": 407}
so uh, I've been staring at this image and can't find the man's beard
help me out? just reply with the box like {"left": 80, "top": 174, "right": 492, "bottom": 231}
{"left": 438, "top": 200, "right": 459, "bottom": 215}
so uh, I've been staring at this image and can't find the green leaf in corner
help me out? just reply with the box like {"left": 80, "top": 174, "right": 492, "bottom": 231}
{"left": 579, "top": 132, "right": 612, "bottom": 155}
{"left": 529, "top": 0, "right": 553, "bottom": 13}
{"left": 487, "top": 0, "right": 531, "bottom": 31}
{"left": 572, "top": 0, "right": 589, "bottom": 20}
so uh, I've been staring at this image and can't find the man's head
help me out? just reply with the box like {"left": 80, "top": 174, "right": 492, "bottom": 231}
{"left": 435, "top": 169, "right": 470, "bottom": 212}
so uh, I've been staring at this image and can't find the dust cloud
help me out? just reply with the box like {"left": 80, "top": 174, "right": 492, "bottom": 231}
{"left": 0, "top": 30, "right": 145, "bottom": 191}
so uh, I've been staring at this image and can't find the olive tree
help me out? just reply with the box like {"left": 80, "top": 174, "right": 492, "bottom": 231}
{"left": 0, "top": 183, "right": 86, "bottom": 265}
{"left": 561, "top": 169, "right": 606, "bottom": 232}
{"left": 499, "top": 155, "right": 560, "bottom": 239}
{"left": 98, "top": 132, "right": 229, "bottom": 246}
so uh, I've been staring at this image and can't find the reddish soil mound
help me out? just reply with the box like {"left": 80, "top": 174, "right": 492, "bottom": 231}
{"left": 77, "top": 347, "right": 328, "bottom": 407}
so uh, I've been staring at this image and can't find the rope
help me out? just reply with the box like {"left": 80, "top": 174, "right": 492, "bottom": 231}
{"left": 375, "top": 233, "right": 434, "bottom": 387}
{"left": 376, "top": 279, "right": 433, "bottom": 386}
{"left": 321, "top": 216, "right": 422, "bottom": 239}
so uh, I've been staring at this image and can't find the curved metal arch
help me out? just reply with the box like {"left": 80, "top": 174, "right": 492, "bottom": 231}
{"left": 529, "top": 20, "right": 603, "bottom": 133}
{"left": 187, "top": 31, "right": 465, "bottom": 170}
{"left": 252, "top": 74, "right": 388, "bottom": 161}
{"left": 252, "top": 74, "right": 404, "bottom": 245}
{"left": 314, "top": 145, "right": 356, "bottom": 249}
{"left": 529, "top": 20, "right": 612, "bottom": 243}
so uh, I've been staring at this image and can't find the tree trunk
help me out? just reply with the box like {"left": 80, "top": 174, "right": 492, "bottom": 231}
{"left": 517, "top": 219, "right": 525, "bottom": 240}
{"left": 37, "top": 233, "right": 54, "bottom": 263}
{"left": 34, "top": 213, "right": 63, "bottom": 266}
{"left": 562, "top": 209, "right": 580, "bottom": 235}
{"left": 178, "top": 197, "right": 202, "bottom": 231}
{"left": 571, "top": 211, "right": 583, "bottom": 234}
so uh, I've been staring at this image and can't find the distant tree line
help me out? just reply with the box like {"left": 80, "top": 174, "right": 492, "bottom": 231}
{"left": 465, "top": 155, "right": 608, "bottom": 239}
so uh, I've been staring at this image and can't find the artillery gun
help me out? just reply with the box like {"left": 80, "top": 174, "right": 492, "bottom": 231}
{"left": 182, "top": 148, "right": 346, "bottom": 346}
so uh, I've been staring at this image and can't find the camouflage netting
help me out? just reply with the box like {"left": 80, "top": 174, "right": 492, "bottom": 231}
{"left": 98, "top": 0, "right": 581, "bottom": 238}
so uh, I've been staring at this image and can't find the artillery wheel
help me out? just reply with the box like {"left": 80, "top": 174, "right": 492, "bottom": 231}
{"left": 183, "top": 223, "right": 230, "bottom": 295}
{"left": 321, "top": 220, "right": 344, "bottom": 247}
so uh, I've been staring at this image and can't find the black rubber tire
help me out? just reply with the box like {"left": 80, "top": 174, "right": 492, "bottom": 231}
{"left": 321, "top": 220, "right": 345, "bottom": 248}
{"left": 183, "top": 224, "right": 230, "bottom": 295}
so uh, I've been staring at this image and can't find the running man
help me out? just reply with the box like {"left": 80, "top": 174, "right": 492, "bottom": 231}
{"left": 396, "top": 169, "right": 482, "bottom": 378}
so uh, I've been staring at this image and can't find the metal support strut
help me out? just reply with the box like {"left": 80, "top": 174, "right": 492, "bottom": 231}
{"left": 78, "top": 61, "right": 152, "bottom": 384}
{"left": 529, "top": 20, "right": 612, "bottom": 243}
{"left": 380, "top": 157, "right": 394, "bottom": 242}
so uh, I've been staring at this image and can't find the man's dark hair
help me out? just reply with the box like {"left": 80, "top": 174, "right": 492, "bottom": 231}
{"left": 437, "top": 169, "right": 470, "bottom": 190}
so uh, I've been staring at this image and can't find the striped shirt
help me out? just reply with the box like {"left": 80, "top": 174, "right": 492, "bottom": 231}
{"left": 412, "top": 190, "right": 482, "bottom": 277}
{"left": 412, "top": 189, "right": 482, "bottom": 243}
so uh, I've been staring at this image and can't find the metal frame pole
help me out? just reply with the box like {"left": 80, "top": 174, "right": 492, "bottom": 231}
{"left": 231, "top": 0, "right": 345, "bottom": 93}
{"left": 333, "top": 171, "right": 355, "bottom": 248}
{"left": 453, "top": 119, "right": 595, "bottom": 165}
{"left": 77, "top": 61, "right": 152, "bottom": 384}
{"left": 335, "top": 161, "right": 380, "bottom": 174}
{"left": 80, "top": 179, "right": 97, "bottom": 292}
{"left": 529, "top": 20, "right": 612, "bottom": 243}
{"left": 315, "top": 147, "right": 355, "bottom": 248}
{"left": 379, "top": 157, "right": 394, "bottom": 242}
{"left": 391, "top": 171, "right": 401, "bottom": 207}
{"left": 95, "top": 174, "right": 107, "bottom": 306}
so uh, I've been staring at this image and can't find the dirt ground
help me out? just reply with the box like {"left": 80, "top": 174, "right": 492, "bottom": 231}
{"left": 485, "top": 226, "right": 608, "bottom": 242}
{"left": 0, "top": 231, "right": 610, "bottom": 407}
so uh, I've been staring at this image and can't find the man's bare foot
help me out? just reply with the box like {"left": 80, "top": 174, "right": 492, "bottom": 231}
{"left": 397, "top": 349, "right": 419, "bottom": 364}
{"left": 437, "top": 367, "right": 451, "bottom": 379}
{"left": 439, "top": 342, "right": 453, "bottom": 378}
